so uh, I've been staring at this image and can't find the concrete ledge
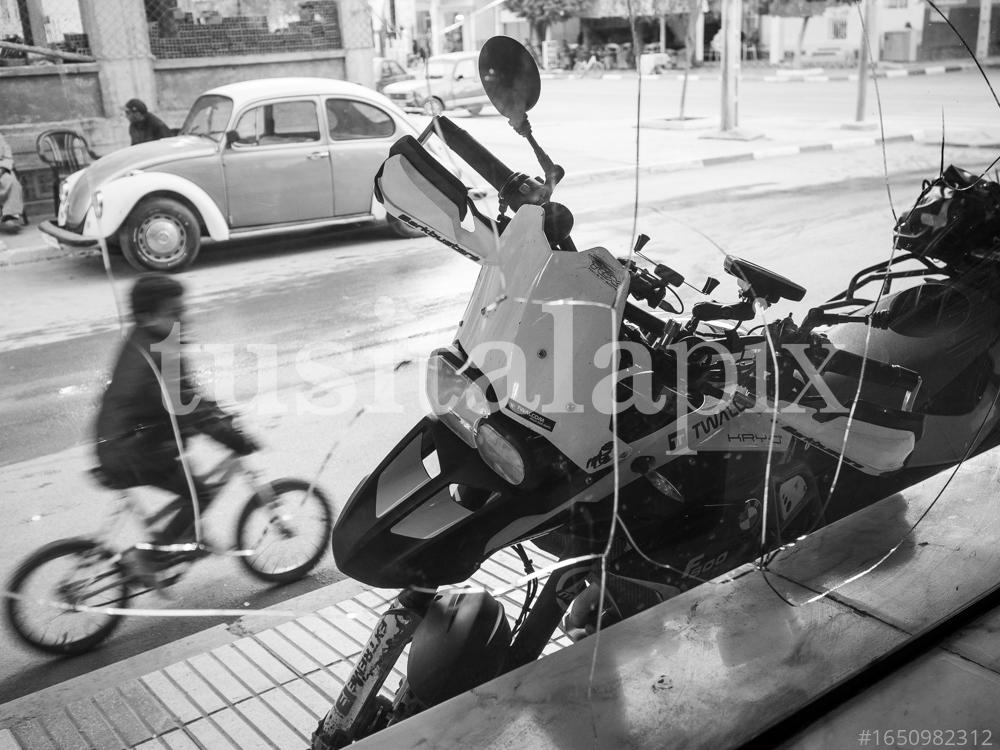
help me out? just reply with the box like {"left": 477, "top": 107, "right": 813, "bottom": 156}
{"left": 356, "top": 450, "right": 1000, "bottom": 749}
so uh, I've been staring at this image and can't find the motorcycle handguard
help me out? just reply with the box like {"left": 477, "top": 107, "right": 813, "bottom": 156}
{"left": 374, "top": 136, "right": 502, "bottom": 264}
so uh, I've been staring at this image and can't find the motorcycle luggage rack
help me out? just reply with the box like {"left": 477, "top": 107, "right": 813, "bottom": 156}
{"left": 829, "top": 252, "right": 946, "bottom": 306}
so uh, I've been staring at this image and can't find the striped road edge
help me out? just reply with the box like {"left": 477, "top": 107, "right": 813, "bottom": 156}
{"left": 1, "top": 545, "right": 570, "bottom": 750}
{"left": 564, "top": 128, "right": 927, "bottom": 187}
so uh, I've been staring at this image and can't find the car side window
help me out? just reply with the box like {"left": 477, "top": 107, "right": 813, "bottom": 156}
{"left": 232, "top": 100, "right": 320, "bottom": 146}
{"left": 454, "top": 59, "right": 476, "bottom": 80}
{"left": 326, "top": 99, "right": 396, "bottom": 141}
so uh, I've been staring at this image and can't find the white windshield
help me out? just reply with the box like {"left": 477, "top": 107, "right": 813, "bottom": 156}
{"left": 180, "top": 95, "right": 234, "bottom": 140}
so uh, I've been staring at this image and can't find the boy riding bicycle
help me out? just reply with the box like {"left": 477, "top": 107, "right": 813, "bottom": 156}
{"left": 95, "top": 274, "right": 258, "bottom": 584}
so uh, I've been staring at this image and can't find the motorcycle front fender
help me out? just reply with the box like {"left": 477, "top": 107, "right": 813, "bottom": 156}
{"left": 332, "top": 416, "right": 573, "bottom": 589}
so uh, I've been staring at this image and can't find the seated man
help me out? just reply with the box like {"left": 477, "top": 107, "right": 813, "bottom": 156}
{"left": 96, "top": 274, "right": 258, "bottom": 582}
{"left": 0, "top": 131, "right": 25, "bottom": 234}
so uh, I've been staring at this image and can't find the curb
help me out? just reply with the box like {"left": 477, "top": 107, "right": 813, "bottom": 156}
{"left": 539, "top": 61, "right": 977, "bottom": 83}
{"left": 557, "top": 127, "right": 927, "bottom": 187}
{"left": 0, "top": 240, "right": 97, "bottom": 269}
{"left": 762, "top": 62, "right": 975, "bottom": 83}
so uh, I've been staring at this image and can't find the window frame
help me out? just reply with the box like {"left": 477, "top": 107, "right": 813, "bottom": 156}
{"left": 230, "top": 97, "right": 323, "bottom": 149}
{"left": 325, "top": 98, "right": 397, "bottom": 142}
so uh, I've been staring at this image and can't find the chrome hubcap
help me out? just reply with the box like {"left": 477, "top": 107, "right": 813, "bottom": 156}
{"left": 140, "top": 215, "right": 185, "bottom": 260}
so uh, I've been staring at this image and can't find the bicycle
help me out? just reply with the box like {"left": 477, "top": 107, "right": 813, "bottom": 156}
{"left": 4, "top": 450, "right": 333, "bottom": 656}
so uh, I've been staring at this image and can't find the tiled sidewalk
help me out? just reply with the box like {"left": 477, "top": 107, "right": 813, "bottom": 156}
{"left": 0, "top": 546, "right": 569, "bottom": 750}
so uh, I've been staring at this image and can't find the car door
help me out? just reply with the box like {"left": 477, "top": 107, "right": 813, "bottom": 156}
{"left": 451, "top": 57, "right": 481, "bottom": 106}
{"left": 324, "top": 97, "right": 399, "bottom": 216}
{"left": 221, "top": 98, "right": 334, "bottom": 228}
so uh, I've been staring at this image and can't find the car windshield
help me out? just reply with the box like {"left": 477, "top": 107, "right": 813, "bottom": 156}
{"left": 425, "top": 59, "right": 453, "bottom": 79}
{"left": 180, "top": 95, "right": 234, "bottom": 140}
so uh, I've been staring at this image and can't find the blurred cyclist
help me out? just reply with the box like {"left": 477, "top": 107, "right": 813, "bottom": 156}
{"left": 95, "top": 274, "right": 258, "bottom": 582}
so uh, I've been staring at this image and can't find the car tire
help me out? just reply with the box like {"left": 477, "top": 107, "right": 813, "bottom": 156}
{"left": 119, "top": 197, "right": 201, "bottom": 273}
{"left": 423, "top": 97, "right": 445, "bottom": 116}
{"left": 466, "top": 105, "right": 483, "bottom": 116}
{"left": 387, "top": 215, "right": 425, "bottom": 239}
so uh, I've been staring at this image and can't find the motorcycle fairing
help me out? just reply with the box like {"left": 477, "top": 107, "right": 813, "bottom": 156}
{"left": 332, "top": 415, "right": 615, "bottom": 588}
{"left": 456, "top": 205, "right": 632, "bottom": 471}
{"left": 823, "top": 278, "right": 1000, "bottom": 467}
{"left": 375, "top": 136, "right": 501, "bottom": 264}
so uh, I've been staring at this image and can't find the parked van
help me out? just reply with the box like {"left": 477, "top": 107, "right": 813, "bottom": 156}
{"left": 382, "top": 51, "right": 489, "bottom": 115}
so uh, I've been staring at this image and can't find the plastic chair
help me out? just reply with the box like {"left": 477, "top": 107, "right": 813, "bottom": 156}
{"left": 35, "top": 129, "right": 100, "bottom": 214}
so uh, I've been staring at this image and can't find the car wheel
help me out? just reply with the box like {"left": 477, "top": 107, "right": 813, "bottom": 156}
{"left": 423, "top": 97, "right": 445, "bottom": 116}
{"left": 466, "top": 105, "right": 483, "bottom": 116}
{"left": 119, "top": 197, "right": 201, "bottom": 272}
{"left": 387, "top": 215, "right": 425, "bottom": 239}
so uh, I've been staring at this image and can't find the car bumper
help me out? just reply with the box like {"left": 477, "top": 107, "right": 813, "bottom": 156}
{"left": 39, "top": 220, "right": 101, "bottom": 248}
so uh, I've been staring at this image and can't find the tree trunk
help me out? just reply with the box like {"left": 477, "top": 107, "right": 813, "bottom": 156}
{"left": 622, "top": 0, "right": 638, "bottom": 70}
{"left": 793, "top": 15, "right": 811, "bottom": 68}
{"left": 631, "top": 19, "right": 643, "bottom": 71}
{"left": 685, "top": 0, "right": 703, "bottom": 69}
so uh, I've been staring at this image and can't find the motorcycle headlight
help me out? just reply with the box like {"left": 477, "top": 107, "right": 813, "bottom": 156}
{"left": 427, "top": 351, "right": 492, "bottom": 447}
{"left": 475, "top": 421, "right": 527, "bottom": 487}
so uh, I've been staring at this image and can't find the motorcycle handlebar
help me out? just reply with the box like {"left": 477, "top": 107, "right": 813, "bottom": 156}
{"left": 430, "top": 117, "right": 515, "bottom": 195}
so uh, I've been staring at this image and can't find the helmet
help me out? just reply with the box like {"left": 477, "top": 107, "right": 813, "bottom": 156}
{"left": 406, "top": 591, "right": 512, "bottom": 706}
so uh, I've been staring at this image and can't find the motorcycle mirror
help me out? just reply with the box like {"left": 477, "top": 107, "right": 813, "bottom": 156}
{"left": 479, "top": 36, "right": 540, "bottom": 129}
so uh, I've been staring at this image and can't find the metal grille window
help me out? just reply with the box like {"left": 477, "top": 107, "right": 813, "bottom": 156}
{"left": 0, "top": 0, "right": 89, "bottom": 57}
{"left": 143, "top": 0, "right": 343, "bottom": 59}
{"left": 830, "top": 18, "right": 848, "bottom": 40}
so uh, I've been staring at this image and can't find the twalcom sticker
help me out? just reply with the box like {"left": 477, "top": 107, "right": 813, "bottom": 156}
{"left": 507, "top": 400, "right": 556, "bottom": 432}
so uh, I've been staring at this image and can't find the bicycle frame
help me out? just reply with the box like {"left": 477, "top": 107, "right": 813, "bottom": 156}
{"left": 105, "top": 451, "right": 269, "bottom": 561}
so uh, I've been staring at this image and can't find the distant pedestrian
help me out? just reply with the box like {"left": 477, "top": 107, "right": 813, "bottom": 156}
{"left": 0, "top": 131, "right": 25, "bottom": 234}
{"left": 124, "top": 98, "right": 173, "bottom": 146}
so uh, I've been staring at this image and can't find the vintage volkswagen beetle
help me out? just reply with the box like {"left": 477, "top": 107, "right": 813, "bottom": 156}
{"left": 40, "top": 77, "right": 426, "bottom": 271}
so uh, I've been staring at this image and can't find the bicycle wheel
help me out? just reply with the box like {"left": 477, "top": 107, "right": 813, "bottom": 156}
{"left": 5, "top": 538, "right": 129, "bottom": 656}
{"left": 236, "top": 478, "right": 332, "bottom": 583}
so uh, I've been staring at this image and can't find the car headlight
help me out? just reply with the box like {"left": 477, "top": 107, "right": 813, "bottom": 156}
{"left": 92, "top": 189, "right": 104, "bottom": 219}
{"left": 57, "top": 180, "right": 72, "bottom": 225}
{"left": 475, "top": 420, "right": 527, "bottom": 486}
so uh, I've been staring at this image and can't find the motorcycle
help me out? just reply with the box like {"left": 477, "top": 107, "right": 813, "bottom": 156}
{"left": 311, "top": 36, "right": 1000, "bottom": 748}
